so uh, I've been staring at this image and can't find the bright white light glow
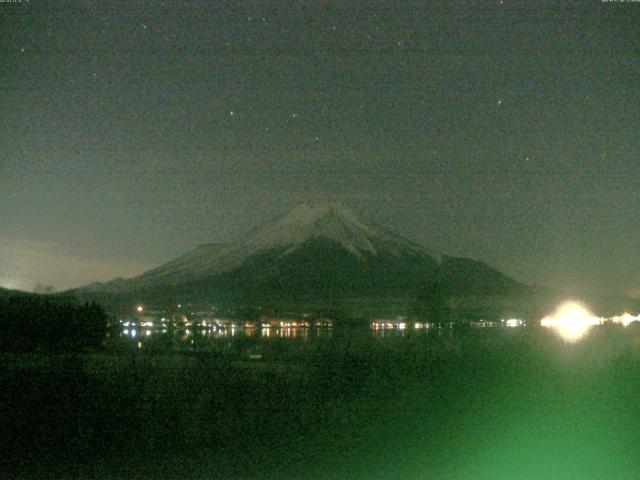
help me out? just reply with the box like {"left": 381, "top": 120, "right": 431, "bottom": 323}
{"left": 540, "top": 301, "right": 603, "bottom": 342}
{"left": 136, "top": 305, "right": 143, "bottom": 313}
{"left": 504, "top": 318, "right": 524, "bottom": 328}
{"left": 610, "top": 313, "right": 640, "bottom": 327}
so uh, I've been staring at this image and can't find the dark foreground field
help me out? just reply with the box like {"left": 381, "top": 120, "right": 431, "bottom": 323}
{"left": 3, "top": 327, "right": 640, "bottom": 479}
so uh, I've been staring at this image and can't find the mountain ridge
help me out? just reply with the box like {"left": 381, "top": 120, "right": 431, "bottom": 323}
{"left": 73, "top": 201, "right": 529, "bottom": 315}
{"left": 88, "top": 201, "right": 439, "bottom": 291}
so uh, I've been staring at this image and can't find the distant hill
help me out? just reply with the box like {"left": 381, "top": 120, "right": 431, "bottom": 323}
{"left": 0, "top": 287, "right": 35, "bottom": 298}
{"left": 72, "top": 201, "right": 533, "bottom": 318}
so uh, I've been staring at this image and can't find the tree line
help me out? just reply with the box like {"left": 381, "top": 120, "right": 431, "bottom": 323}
{"left": 0, "top": 295, "right": 108, "bottom": 352}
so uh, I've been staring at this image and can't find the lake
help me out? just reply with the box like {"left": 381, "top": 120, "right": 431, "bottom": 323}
{"left": 108, "top": 318, "right": 526, "bottom": 353}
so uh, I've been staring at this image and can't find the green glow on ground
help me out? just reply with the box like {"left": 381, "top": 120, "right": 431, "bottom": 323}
{"left": 4, "top": 326, "right": 640, "bottom": 479}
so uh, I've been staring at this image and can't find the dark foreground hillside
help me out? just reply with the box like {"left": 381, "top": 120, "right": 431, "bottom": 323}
{"left": 3, "top": 327, "right": 640, "bottom": 479}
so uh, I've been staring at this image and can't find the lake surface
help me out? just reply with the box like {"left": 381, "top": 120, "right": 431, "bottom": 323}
{"left": 110, "top": 319, "right": 528, "bottom": 351}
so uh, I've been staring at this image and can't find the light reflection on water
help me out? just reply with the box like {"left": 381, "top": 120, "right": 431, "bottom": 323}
{"left": 113, "top": 303, "right": 640, "bottom": 351}
{"left": 117, "top": 324, "right": 333, "bottom": 343}
{"left": 116, "top": 319, "right": 531, "bottom": 347}
{"left": 106, "top": 319, "right": 640, "bottom": 376}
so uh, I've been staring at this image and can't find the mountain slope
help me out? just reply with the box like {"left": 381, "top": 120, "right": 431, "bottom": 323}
{"left": 88, "top": 201, "right": 438, "bottom": 291}
{"left": 437, "top": 256, "right": 525, "bottom": 296}
{"left": 75, "top": 201, "right": 526, "bottom": 312}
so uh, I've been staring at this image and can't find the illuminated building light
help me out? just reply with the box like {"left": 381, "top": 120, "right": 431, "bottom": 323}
{"left": 610, "top": 313, "right": 640, "bottom": 327}
{"left": 503, "top": 318, "right": 524, "bottom": 328}
{"left": 540, "top": 301, "right": 604, "bottom": 342}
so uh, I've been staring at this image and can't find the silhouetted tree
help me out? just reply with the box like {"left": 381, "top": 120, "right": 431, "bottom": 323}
{"left": 0, "top": 296, "right": 108, "bottom": 352}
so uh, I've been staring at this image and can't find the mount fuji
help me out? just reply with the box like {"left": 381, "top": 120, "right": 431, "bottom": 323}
{"left": 76, "top": 201, "right": 527, "bottom": 313}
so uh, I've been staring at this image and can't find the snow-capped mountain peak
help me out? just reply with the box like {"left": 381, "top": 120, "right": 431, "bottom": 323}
{"left": 92, "top": 201, "right": 436, "bottom": 289}
{"left": 74, "top": 201, "right": 525, "bottom": 305}
{"left": 240, "top": 200, "right": 424, "bottom": 257}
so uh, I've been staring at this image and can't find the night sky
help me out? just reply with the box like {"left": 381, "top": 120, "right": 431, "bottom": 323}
{"left": 1, "top": 0, "right": 639, "bottom": 295}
